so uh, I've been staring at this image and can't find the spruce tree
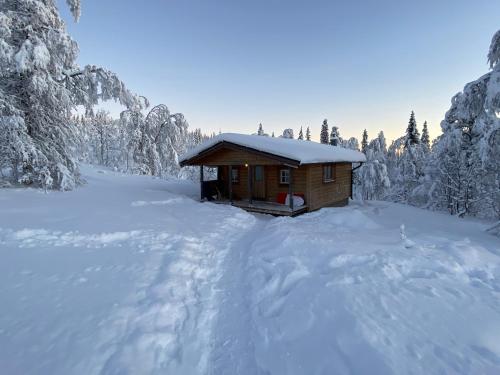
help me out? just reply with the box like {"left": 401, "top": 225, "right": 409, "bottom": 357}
{"left": 320, "top": 119, "right": 329, "bottom": 144}
{"left": 306, "top": 126, "right": 311, "bottom": 141}
{"left": 298, "top": 126, "right": 304, "bottom": 140}
{"left": 361, "top": 129, "right": 369, "bottom": 154}
{"left": 405, "top": 111, "right": 420, "bottom": 146}
{"left": 421, "top": 121, "right": 430, "bottom": 151}
{"left": 257, "top": 123, "right": 264, "bottom": 135}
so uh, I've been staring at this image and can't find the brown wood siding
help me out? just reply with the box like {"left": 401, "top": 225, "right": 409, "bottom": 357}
{"left": 210, "top": 156, "right": 352, "bottom": 212}
{"left": 305, "top": 163, "right": 351, "bottom": 211}
{"left": 218, "top": 164, "right": 309, "bottom": 203}
{"left": 193, "top": 148, "right": 285, "bottom": 166}
{"left": 233, "top": 166, "right": 249, "bottom": 200}
{"left": 219, "top": 165, "right": 250, "bottom": 200}
{"left": 265, "top": 165, "right": 308, "bottom": 202}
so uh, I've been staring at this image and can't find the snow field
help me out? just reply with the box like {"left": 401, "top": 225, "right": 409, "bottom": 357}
{"left": 244, "top": 204, "right": 500, "bottom": 374}
{"left": 0, "top": 166, "right": 259, "bottom": 374}
{"left": 1, "top": 166, "right": 499, "bottom": 374}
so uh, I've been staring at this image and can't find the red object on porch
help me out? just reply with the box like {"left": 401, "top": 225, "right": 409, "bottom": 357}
{"left": 277, "top": 192, "right": 304, "bottom": 204}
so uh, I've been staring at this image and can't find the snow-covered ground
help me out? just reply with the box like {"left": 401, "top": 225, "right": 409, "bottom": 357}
{"left": 1, "top": 166, "right": 499, "bottom": 375}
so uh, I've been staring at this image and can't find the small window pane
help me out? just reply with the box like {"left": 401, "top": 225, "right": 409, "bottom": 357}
{"left": 255, "top": 166, "right": 264, "bottom": 181}
{"left": 323, "top": 165, "right": 333, "bottom": 182}
{"left": 280, "top": 169, "right": 289, "bottom": 184}
{"left": 231, "top": 168, "right": 239, "bottom": 183}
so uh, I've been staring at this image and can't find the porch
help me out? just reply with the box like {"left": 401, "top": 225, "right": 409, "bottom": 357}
{"left": 199, "top": 164, "right": 307, "bottom": 216}
{"left": 214, "top": 198, "right": 308, "bottom": 217}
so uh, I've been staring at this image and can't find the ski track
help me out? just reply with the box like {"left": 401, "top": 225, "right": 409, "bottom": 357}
{"left": 0, "top": 205, "right": 259, "bottom": 375}
{"left": 207, "top": 215, "right": 269, "bottom": 375}
{"left": 89, "top": 211, "right": 258, "bottom": 375}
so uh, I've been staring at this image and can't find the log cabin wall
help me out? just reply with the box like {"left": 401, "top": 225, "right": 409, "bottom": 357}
{"left": 196, "top": 146, "right": 352, "bottom": 210}
{"left": 305, "top": 162, "right": 352, "bottom": 211}
{"left": 219, "top": 165, "right": 307, "bottom": 202}
{"left": 264, "top": 165, "right": 308, "bottom": 203}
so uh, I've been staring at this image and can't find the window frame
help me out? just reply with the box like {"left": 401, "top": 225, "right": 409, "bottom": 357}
{"left": 231, "top": 166, "right": 240, "bottom": 184}
{"left": 322, "top": 163, "right": 336, "bottom": 183}
{"left": 254, "top": 165, "right": 264, "bottom": 182}
{"left": 279, "top": 168, "right": 290, "bottom": 185}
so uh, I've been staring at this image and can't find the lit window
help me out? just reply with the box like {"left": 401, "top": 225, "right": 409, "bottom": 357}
{"left": 231, "top": 168, "right": 239, "bottom": 183}
{"left": 279, "top": 169, "right": 290, "bottom": 184}
{"left": 323, "top": 165, "right": 334, "bottom": 182}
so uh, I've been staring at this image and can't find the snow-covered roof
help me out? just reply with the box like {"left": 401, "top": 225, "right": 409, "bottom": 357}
{"left": 179, "top": 133, "right": 366, "bottom": 165}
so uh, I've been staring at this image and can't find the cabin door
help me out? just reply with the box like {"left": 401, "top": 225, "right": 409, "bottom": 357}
{"left": 253, "top": 165, "right": 266, "bottom": 199}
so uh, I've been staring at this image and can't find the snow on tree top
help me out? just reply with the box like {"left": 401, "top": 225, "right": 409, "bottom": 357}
{"left": 180, "top": 133, "right": 366, "bottom": 165}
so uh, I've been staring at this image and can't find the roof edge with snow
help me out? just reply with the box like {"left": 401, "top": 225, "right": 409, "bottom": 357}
{"left": 179, "top": 133, "right": 366, "bottom": 166}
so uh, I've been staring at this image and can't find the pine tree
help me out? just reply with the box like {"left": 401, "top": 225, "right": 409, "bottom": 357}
{"left": 421, "top": 121, "right": 430, "bottom": 151}
{"left": 361, "top": 129, "right": 369, "bottom": 154}
{"left": 257, "top": 123, "right": 264, "bottom": 136}
{"left": 298, "top": 126, "right": 304, "bottom": 140}
{"left": 329, "top": 126, "right": 341, "bottom": 146}
{"left": 320, "top": 119, "right": 329, "bottom": 144}
{"left": 405, "top": 111, "right": 420, "bottom": 147}
{"left": 306, "top": 126, "right": 311, "bottom": 141}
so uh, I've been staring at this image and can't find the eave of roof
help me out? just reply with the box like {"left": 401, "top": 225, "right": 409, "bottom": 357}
{"left": 179, "top": 133, "right": 366, "bottom": 166}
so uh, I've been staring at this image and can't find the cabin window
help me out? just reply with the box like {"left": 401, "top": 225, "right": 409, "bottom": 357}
{"left": 231, "top": 168, "right": 239, "bottom": 183}
{"left": 255, "top": 166, "right": 264, "bottom": 182}
{"left": 279, "top": 169, "right": 290, "bottom": 184}
{"left": 323, "top": 164, "right": 335, "bottom": 183}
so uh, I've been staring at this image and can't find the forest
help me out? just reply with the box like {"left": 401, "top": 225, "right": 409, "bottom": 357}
{"left": 0, "top": 0, "right": 498, "bottom": 221}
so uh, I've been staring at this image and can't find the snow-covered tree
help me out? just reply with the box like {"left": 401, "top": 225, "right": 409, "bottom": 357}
{"left": 386, "top": 135, "right": 426, "bottom": 204}
{"left": 488, "top": 29, "right": 500, "bottom": 69}
{"left": 406, "top": 111, "right": 420, "bottom": 146}
{"left": 306, "top": 126, "right": 311, "bottom": 141}
{"left": 421, "top": 121, "right": 430, "bottom": 152}
{"left": 329, "top": 126, "right": 341, "bottom": 146}
{"left": 377, "top": 131, "right": 387, "bottom": 154}
{"left": 298, "top": 126, "right": 304, "bottom": 140}
{"left": 88, "top": 111, "right": 116, "bottom": 166}
{"left": 343, "top": 137, "right": 359, "bottom": 151}
{"left": 178, "top": 127, "right": 213, "bottom": 181}
{"left": 192, "top": 128, "right": 203, "bottom": 145}
{"left": 281, "top": 128, "right": 294, "bottom": 139}
{"left": 357, "top": 137, "right": 390, "bottom": 200}
{"left": 429, "top": 29, "right": 500, "bottom": 218}
{"left": 120, "top": 104, "right": 188, "bottom": 177}
{"left": 361, "top": 129, "right": 368, "bottom": 154}
{"left": 320, "top": 119, "right": 329, "bottom": 144}
{"left": 0, "top": 0, "right": 143, "bottom": 189}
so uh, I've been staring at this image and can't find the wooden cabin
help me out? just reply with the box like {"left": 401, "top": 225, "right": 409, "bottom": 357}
{"left": 179, "top": 133, "right": 365, "bottom": 216}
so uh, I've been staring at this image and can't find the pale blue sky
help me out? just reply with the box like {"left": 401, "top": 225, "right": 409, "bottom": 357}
{"left": 59, "top": 0, "right": 500, "bottom": 142}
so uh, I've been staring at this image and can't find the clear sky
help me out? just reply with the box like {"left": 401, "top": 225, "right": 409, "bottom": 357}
{"left": 59, "top": 0, "right": 500, "bottom": 143}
